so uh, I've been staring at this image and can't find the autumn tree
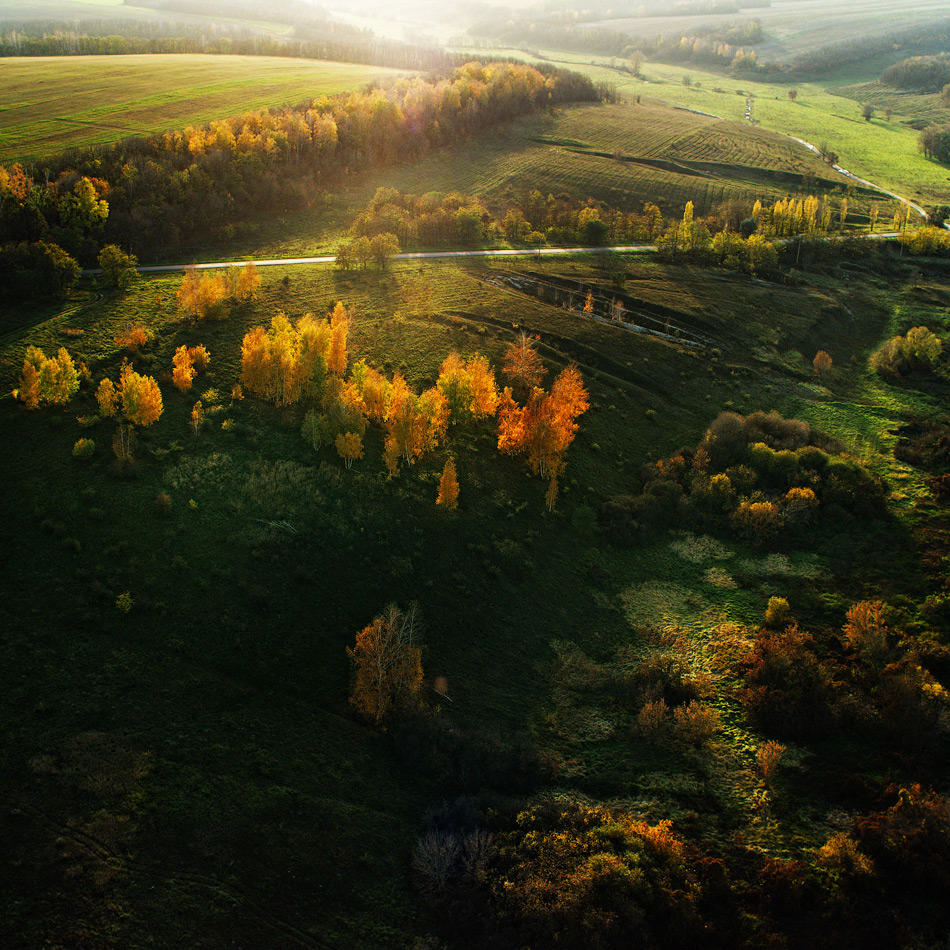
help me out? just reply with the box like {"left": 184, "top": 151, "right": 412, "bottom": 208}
{"left": 177, "top": 266, "right": 228, "bottom": 321}
{"left": 436, "top": 458, "right": 459, "bottom": 509}
{"left": 235, "top": 261, "right": 261, "bottom": 300}
{"left": 335, "top": 431, "right": 363, "bottom": 469}
{"left": 497, "top": 364, "right": 589, "bottom": 478}
{"left": 813, "top": 350, "right": 833, "bottom": 377}
{"left": 843, "top": 600, "right": 889, "bottom": 666}
{"left": 119, "top": 363, "right": 163, "bottom": 426}
{"left": 114, "top": 323, "right": 153, "bottom": 353}
{"left": 370, "top": 232, "right": 401, "bottom": 267}
{"left": 436, "top": 352, "right": 499, "bottom": 422}
{"left": 97, "top": 378, "right": 118, "bottom": 417}
{"left": 173, "top": 345, "right": 197, "bottom": 391}
{"left": 14, "top": 346, "right": 79, "bottom": 408}
{"left": 190, "top": 400, "right": 204, "bottom": 435}
{"left": 503, "top": 331, "right": 545, "bottom": 394}
{"left": 327, "top": 301, "right": 349, "bottom": 376}
{"left": 347, "top": 603, "right": 424, "bottom": 723}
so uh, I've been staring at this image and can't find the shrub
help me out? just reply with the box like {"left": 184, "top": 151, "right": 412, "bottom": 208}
{"left": 672, "top": 700, "right": 721, "bottom": 746}
{"left": 72, "top": 438, "right": 95, "bottom": 459}
{"left": 114, "top": 323, "right": 152, "bottom": 353}
{"left": 764, "top": 596, "right": 791, "bottom": 628}
{"left": 637, "top": 698, "right": 670, "bottom": 743}
{"left": 741, "top": 623, "right": 834, "bottom": 740}
{"left": 757, "top": 740, "right": 786, "bottom": 786}
{"left": 870, "top": 326, "right": 943, "bottom": 375}
{"left": 154, "top": 492, "right": 172, "bottom": 515}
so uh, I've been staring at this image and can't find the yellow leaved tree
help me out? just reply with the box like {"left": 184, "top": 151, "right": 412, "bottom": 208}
{"left": 347, "top": 604, "right": 424, "bottom": 724}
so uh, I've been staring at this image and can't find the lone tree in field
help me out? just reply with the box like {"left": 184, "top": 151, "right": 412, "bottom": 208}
{"left": 862, "top": 104, "right": 874, "bottom": 122}
{"left": 436, "top": 458, "right": 459, "bottom": 509}
{"left": 347, "top": 604, "right": 424, "bottom": 723}
{"left": 813, "top": 350, "right": 833, "bottom": 377}
{"left": 98, "top": 244, "right": 138, "bottom": 290}
{"left": 503, "top": 331, "right": 546, "bottom": 394}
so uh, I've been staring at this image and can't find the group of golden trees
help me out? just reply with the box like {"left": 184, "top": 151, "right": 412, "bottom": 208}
{"left": 172, "top": 344, "right": 211, "bottom": 392}
{"left": 13, "top": 346, "right": 81, "bottom": 409}
{"left": 241, "top": 308, "right": 589, "bottom": 499}
{"left": 241, "top": 302, "right": 350, "bottom": 406}
{"left": 177, "top": 261, "right": 260, "bottom": 321}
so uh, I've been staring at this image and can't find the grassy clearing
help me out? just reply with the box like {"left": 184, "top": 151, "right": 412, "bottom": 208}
{"left": 0, "top": 54, "right": 401, "bottom": 163}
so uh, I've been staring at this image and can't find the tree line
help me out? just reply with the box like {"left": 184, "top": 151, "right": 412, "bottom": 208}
{"left": 0, "top": 25, "right": 461, "bottom": 73}
{"left": 0, "top": 60, "right": 600, "bottom": 288}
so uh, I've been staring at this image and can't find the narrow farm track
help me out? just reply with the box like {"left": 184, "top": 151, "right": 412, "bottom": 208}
{"left": 81, "top": 245, "right": 657, "bottom": 276}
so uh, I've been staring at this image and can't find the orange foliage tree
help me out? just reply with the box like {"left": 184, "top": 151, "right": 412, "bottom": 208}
{"left": 172, "top": 345, "right": 196, "bottom": 391}
{"left": 497, "top": 364, "right": 589, "bottom": 478}
{"left": 503, "top": 331, "right": 545, "bottom": 393}
{"left": 813, "top": 350, "right": 833, "bottom": 377}
{"left": 177, "top": 267, "right": 228, "bottom": 321}
{"left": 436, "top": 458, "right": 459, "bottom": 509}
{"left": 118, "top": 362, "right": 163, "bottom": 426}
{"left": 436, "top": 352, "right": 499, "bottom": 422}
{"left": 235, "top": 261, "right": 261, "bottom": 300}
{"left": 383, "top": 374, "right": 448, "bottom": 471}
{"left": 114, "top": 323, "right": 153, "bottom": 353}
{"left": 347, "top": 604, "right": 424, "bottom": 723}
{"left": 172, "top": 344, "right": 210, "bottom": 391}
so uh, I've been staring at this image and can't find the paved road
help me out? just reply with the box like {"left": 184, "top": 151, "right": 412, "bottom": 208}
{"left": 86, "top": 245, "right": 656, "bottom": 276}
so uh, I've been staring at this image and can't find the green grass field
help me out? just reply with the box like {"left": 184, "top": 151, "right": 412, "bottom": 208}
{"left": 353, "top": 98, "right": 841, "bottom": 215}
{"left": 590, "top": 0, "right": 945, "bottom": 60}
{"left": 0, "top": 54, "right": 402, "bottom": 163}
{"left": 498, "top": 53, "right": 950, "bottom": 209}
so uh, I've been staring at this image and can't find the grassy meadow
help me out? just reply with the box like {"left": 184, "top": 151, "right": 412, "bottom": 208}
{"left": 441, "top": 45, "right": 949, "bottom": 210}
{"left": 0, "top": 54, "right": 402, "bottom": 163}
{"left": 2, "top": 236, "right": 948, "bottom": 944}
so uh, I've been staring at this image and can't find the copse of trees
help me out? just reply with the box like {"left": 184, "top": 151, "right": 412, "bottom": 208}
{"left": 919, "top": 124, "right": 950, "bottom": 165}
{"left": 791, "top": 19, "right": 950, "bottom": 76}
{"left": 870, "top": 326, "right": 943, "bottom": 377}
{"left": 882, "top": 54, "right": 950, "bottom": 92}
{"left": 13, "top": 346, "right": 81, "bottom": 409}
{"left": 241, "top": 303, "right": 350, "bottom": 406}
{"left": 0, "top": 8, "right": 466, "bottom": 72}
{"left": 600, "top": 410, "right": 885, "bottom": 546}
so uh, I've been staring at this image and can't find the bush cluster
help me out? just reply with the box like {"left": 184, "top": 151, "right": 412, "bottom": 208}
{"left": 600, "top": 411, "right": 885, "bottom": 546}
